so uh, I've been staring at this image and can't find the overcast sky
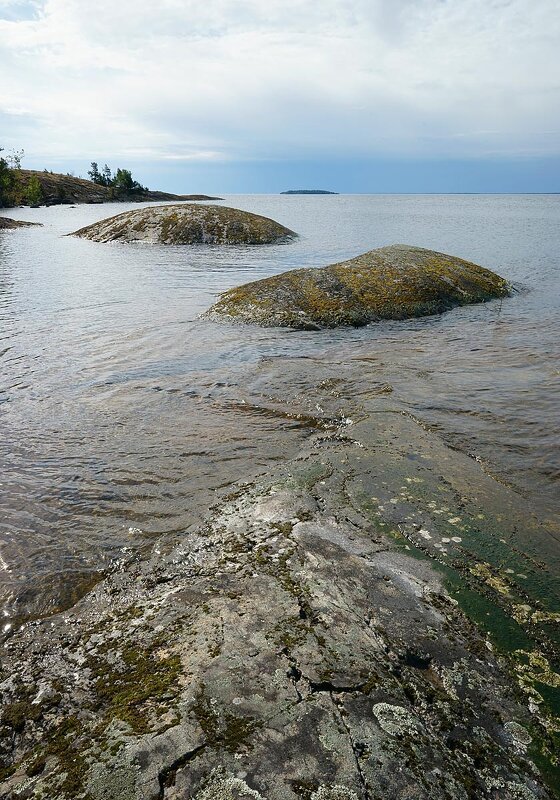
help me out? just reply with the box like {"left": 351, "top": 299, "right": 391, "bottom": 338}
{"left": 1, "top": 0, "right": 559, "bottom": 191}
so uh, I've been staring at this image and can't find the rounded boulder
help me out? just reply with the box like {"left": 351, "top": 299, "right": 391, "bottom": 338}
{"left": 70, "top": 204, "right": 296, "bottom": 245}
{"left": 204, "top": 244, "right": 511, "bottom": 329}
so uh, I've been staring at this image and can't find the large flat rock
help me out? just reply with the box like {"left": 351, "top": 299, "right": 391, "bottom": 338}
{"left": 204, "top": 244, "right": 511, "bottom": 329}
{"left": 0, "top": 407, "right": 556, "bottom": 800}
{"left": 70, "top": 205, "right": 296, "bottom": 245}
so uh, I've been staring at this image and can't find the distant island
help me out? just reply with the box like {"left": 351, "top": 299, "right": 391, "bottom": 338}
{"left": 280, "top": 189, "right": 338, "bottom": 195}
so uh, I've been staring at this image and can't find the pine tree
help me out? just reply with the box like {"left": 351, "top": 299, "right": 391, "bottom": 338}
{"left": 88, "top": 162, "right": 102, "bottom": 184}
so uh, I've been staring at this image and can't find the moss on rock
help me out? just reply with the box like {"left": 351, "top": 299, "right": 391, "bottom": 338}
{"left": 70, "top": 204, "right": 296, "bottom": 245}
{"left": 204, "top": 244, "right": 511, "bottom": 329}
{"left": 89, "top": 643, "right": 182, "bottom": 733}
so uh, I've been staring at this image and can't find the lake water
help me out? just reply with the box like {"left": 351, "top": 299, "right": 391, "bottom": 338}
{"left": 0, "top": 194, "right": 558, "bottom": 623}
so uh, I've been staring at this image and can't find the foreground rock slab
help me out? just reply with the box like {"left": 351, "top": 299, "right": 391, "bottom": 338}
{"left": 204, "top": 244, "right": 511, "bottom": 329}
{"left": 0, "top": 407, "right": 556, "bottom": 800}
{"left": 70, "top": 204, "right": 296, "bottom": 245}
{"left": 0, "top": 217, "right": 42, "bottom": 230}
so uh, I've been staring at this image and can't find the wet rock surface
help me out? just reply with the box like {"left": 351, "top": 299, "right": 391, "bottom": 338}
{"left": 70, "top": 205, "right": 296, "bottom": 245}
{"left": 0, "top": 217, "right": 42, "bottom": 230}
{"left": 0, "top": 406, "right": 557, "bottom": 800}
{"left": 204, "top": 244, "right": 511, "bottom": 329}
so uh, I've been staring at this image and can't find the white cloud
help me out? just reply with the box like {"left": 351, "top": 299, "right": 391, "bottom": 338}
{"left": 0, "top": 0, "right": 558, "bottom": 163}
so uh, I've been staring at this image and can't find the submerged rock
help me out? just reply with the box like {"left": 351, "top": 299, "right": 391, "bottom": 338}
{"left": 70, "top": 204, "right": 296, "bottom": 245}
{"left": 0, "top": 217, "right": 42, "bottom": 230}
{"left": 205, "top": 244, "right": 510, "bottom": 329}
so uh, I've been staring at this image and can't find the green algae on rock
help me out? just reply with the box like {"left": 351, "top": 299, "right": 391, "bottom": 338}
{"left": 70, "top": 204, "right": 297, "bottom": 245}
{"left": 204, "top": 244, "right": 511, "bottom": 329}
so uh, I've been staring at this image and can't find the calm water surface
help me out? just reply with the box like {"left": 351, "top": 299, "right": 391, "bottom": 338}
{"left": 1, "top": 194, "right": 559, "bottom": 622}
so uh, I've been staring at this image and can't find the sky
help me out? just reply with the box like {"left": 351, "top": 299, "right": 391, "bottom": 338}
{"left": 0, "top": 0, "right": 559, "bottom": 193}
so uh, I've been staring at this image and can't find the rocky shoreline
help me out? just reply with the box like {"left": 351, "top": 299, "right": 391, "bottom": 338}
{"left": 0, "top": 217, "right": 42, "bottom": 230}
{"left": 1, "top": 402, "right": 558, "bottom": 800}
{"left": 12, "top": 171, "right": 222, "bottom": 207}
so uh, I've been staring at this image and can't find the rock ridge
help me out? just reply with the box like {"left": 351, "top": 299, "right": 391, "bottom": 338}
{"left": 14, "top": 170, "right": 223, "bottom": 207}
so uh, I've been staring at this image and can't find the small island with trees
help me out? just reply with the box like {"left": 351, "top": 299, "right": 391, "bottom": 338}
{"left": 0, "top": 148, "right": 221, "bottom": 208}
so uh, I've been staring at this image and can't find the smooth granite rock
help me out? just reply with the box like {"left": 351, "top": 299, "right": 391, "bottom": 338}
{"left": 70, "top": 205, "right": 296, "bottom": 245}
{"left": 204, "top": 244, "right": 511, "bottom": 329}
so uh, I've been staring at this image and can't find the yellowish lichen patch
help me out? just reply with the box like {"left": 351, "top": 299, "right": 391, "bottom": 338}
{"left": 515, "top": 651, "right": 560, "bottom": 692}
{"left": 469, "top": 562, "right": 512, "bottom": 597}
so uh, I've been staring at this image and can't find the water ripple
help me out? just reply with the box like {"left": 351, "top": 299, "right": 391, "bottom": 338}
{"left": 1, "top": 194, "right": 558, "bottom": 621}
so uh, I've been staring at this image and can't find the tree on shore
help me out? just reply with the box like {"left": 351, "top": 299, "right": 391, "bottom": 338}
{"left": 25, "top": 175, "right": 44, "bottom": 206}
{"left": 1, "top": 148, "right": 148, "bottom": 207}
{"left": 87, "top": 162, "right": 102, "bottom": 184}
{"left": 88, "top": 161, "right": 147, "bottom": 194}
{"left": 0, "top": 147, "right": 24, "bottom": 207}
{"left": 113, "top": 168, "right": 136, "bottom": 191}
{"left": 1, "top": 149, "right": 45, "bottom": 207}
{"left": 0, "top": 149, "right": 11, "bottom": 207}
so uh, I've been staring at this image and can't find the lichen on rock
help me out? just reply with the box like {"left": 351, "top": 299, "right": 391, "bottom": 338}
{"left": 69, "top": 204, "right": 296, "bottom": 245}
{"left": 204, "top": 244, "right": 511, "bottom": 329}
{"left": 0, "top": 403, "right": 556, "bottom": 800}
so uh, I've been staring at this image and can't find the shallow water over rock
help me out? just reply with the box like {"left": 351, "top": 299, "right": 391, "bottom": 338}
{"left": 0, "top": 194, "right": 558, "bottom": 623}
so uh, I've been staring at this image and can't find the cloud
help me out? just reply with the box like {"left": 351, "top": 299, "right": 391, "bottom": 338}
{"left": 0, "top": 0, "right": 558, "bottom": 165}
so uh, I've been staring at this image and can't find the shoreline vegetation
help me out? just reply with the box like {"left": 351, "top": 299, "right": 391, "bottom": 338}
{"left": 0, "top": 150, "right": 222, "bottom": 208}
{"left": 0, "top": 406, "right": 558, "bottom": 799}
